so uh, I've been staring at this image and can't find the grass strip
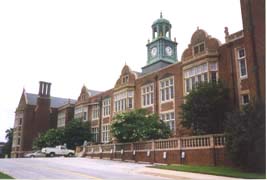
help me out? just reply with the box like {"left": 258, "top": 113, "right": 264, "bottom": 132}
{"left": 152, "top": 164, "right": 266, "bottom": 179}
{"left": 0, "top": 172, "right": 13, "bottom": 179}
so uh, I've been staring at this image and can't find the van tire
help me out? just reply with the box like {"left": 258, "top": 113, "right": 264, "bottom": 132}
{"left": 68, "top": 153, "right": 74, "bottom": 157}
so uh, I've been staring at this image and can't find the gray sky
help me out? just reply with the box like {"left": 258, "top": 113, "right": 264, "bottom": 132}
{"left": 0, "top": 0, "right": 242, "bottom": 142}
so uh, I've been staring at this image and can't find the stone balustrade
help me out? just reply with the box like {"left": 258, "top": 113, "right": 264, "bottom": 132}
{"left": 77, "top": 134, "right": 225, "bottom": 154}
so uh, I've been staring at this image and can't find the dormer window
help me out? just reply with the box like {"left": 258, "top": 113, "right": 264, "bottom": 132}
{"left": 122, "top": 75, "right": 129, "bottom": 84}
{"left": 193, "top": 42, "right": 205, "bottom": 55}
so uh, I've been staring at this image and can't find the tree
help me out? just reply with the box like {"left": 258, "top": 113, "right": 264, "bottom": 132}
{"left": 33, "top": 119, "right": 91, "bottom": 150}
{"left": 33, "top": 128, "right": 65, "bottom": 150}
{"left": 64, "top": 119, "right": 91, "bottom": 149}
{"left": 225, "top": 101, "right": 266, "bottom": 172}
{"left": 2, "top": 128, "right": 13, "bottom": 158}
{"left": 180, "top": 81, "right": 230, "bottom": 135}
{"left": 111, "top": 109, "right": 171, "bottom": 143}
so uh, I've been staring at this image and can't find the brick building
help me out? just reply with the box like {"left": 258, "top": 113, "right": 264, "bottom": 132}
{"left": 11, "top": 82, "right": 76, "bottom": 158}
{"left": 12, "top": 0, "right": 265, "bottom": 157}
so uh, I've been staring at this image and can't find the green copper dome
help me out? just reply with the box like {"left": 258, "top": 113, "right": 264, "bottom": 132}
{"left": 152, "top": 12, "right": 170, "bottom": 26}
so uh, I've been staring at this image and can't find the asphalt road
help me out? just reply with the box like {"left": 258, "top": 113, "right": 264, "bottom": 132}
{"left": 0, "top": 157, "right": 170, "bottom": 180}
{"left": 0, "top": 157, "right": 244, "bottom": 180}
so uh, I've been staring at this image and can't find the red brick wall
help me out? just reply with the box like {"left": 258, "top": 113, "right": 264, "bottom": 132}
{"left": 218, "top": 38, "right": 245, "bottom": 109}
{"left": 85, "top": 147, "right": 232, "bottom": 167}
{"left": 241, "top": 0, "right": 265, "bottom": 101}
{"left": 21, "top": 105, "right": 35, "bottom": 152}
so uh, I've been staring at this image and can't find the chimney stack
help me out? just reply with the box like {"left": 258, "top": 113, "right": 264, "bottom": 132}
{"left": 38, "top": 81, "right": 51, "bottom": 97}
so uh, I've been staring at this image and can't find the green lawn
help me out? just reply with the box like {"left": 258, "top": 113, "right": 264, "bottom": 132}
{"left": 0, "top": 172, "right": 13, "bottom": 179}
{"left": 152, "top": 164, "right": 266, "bottom": 179}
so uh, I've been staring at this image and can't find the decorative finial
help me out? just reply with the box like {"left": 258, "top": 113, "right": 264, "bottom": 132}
{"left": 197, "top": 26, "right": 199, "bottom": 30}
{"left": 148, "top": 39, "right": 150, "bottom": 43}
{"left": 174, "top": 37, "right": 176, "bottom": 42}
{"left": 224, "top": 27, "right": 229, "bottom": 37}
{"left": 160, "top": 11, "right": 163, "bottom": 18}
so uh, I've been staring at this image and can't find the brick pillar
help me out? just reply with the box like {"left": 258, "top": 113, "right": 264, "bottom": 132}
{"left": 210, "top": 135, "right": 216, "bottom": 166}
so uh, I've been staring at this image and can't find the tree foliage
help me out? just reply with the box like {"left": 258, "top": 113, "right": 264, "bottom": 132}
{"left": 33, "top": 119, "right": 91, "bottom": 150}
{"left": 180, "top": 81, "right": 230, "bottom": 135}
{"left": 33, "top": 128, "right": 64, "bottom": 150}
{"left": 111, "top": 109, "right": 171, "bottom": 143}
{"left": 225, "top": 101, "right": 266, "bottom": 172}
{"left": 2, "top": 128, "right": 13, "bottom": 158}
{"left": 64, "top": 119, "right": 91, "bottom": 149}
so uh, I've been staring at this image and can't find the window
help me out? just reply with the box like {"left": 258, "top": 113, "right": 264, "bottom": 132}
{"left": 74, "top": 106, "right": 88, "bottom": 121}
{"left": 160, "top": 112, "right": 175, "bottom": 131}
{"left": 184, "top": 62, "right": 217, "bottom": 94}
{"left": 193, "top": 42, "right": 205, "bottom": 55}
{"left": 237, "top": 48, "right": 247, "bottom": 78}
{"left": 160, "top": 77, "right": 174, "bottom": 102}
{"left": 57, "top": 111, "right": 66, "bottom": 128}
{"left": 241, "top": 94, "right": 249, "bottom": 105}
{"left": 210, "top": 62, "right": 218, "bottom": 71}
{"left": 186, "top": 79, "right": 190, "bottom": 93}
{"left": 128, "top": 91, "right": 134, "bottom": 109}
{"left": 122, "top": 75, "right": 129, "bottom": 84}
{"left": 92, "top": 105, "right": 99, "bottom": 120}
{"left": 102, "top": 98, "right": 111, "bottom": 117}
{"left": 83, "top": 112, "right": 87, "bottom": 121}
{"left": 19, "top": 118, "right": 22, "bottom": 125}
{"left": 91, "top": 127, "right": 99, "bottom": 143}
{"left": 101, "top": 125, "right": 110, "bottom": 143}
{"left": 211, "top": 72, "right": 217, "bottom": 82}
{"left": 17, "top": 138, "right": 20, "bottom": 145}
{"left": 141, "top": 83, "right": 154, "bottom": 107}
{"left": 114, "top": 90, "right": 134, "bottom": 112}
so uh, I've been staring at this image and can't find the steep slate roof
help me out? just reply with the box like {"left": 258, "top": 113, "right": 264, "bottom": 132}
{"left": 25, "top": 93, "right": 76, "bottom": 108}
{"left": 87, "top": 89, "right": 102, "bottom": 96}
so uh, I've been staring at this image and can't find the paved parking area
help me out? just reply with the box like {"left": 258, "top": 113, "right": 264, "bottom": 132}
{"left": 0, "top": 157, "right": 244, "bottom": 179}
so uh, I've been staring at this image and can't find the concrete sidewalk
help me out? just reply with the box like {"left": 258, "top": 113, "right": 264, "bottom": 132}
{"left": 135, "top": 167, "right": 245, "bottom": 180}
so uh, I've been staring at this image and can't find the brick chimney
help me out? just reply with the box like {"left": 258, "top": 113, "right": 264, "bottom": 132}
{"left": 39, "top": 81, "right": 51, "bottom": 97}
{"left": 34, "top": 81, "right": 52, "bottom": 137}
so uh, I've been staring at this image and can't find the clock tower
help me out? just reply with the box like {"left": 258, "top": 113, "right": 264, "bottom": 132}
{"left": 142, "top": 12, "right": 177, "bottom": 74}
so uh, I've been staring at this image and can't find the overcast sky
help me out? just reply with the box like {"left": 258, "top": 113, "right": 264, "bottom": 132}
{"left": 0, "top": 0, "right": 242, "bottom": 142}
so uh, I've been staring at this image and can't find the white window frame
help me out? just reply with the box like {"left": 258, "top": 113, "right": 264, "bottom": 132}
{"left": 102, "top": 98, "right": 111, "bottom": 117}
{"left": 122, "top": 75, "right": 129, "bottom": 84}
{"left": 101, "top": 124, "right": 110, "bottom": 143}
{"left": 74, "top": 106, "right": 82, "bottom": 117}
{"left": 141, "top": 83, "right": 154, "bottom": 107}
{"left": 193, "top": 42, "right": 205, "bottom": 55}
{"left": 57, "top": 111, "right": 66, "bottom": 128}
{"left": 241, "top": 94, "right": 250, "bottom": 105}
{"left": 237, "top": 48, "right": 248, "bottom": 79}
{"left": 184, "top": 62, "right": 218, "bottom": 95}
{"left": 92, "top": 105, "right": 100, "bottom": 121}
{"left": 160, "top": 77, "right": 174, "bottom": 103}
{"left": 160, "top": 111, "right": 175, "bottom": 132}
{"left": 114, "top": 90, "right": 134, "bottom": 113}
{"left": 91, "top": 127, "right": 99, "bottom": 143}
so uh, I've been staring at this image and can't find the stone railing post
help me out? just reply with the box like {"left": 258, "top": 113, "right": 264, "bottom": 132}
{"left": 177, "top": 138, "right": 181, "bottom": 149}
{"left": 99, "top": 145, "right": 102, "bottom": 159}
{"left": 131, "top": 143, "right": 134, "bottom": 151}
{"left": 210, "top": 135, "right": 214, "bottom": 148}
{"left": 151, "top": 140, "right": 155, "bottom": 151}
{"left": 152, "top": 140, "right": 155, "bottom": 163}
{"left": 210, "top": 135, "right": 216, "bottom": 166}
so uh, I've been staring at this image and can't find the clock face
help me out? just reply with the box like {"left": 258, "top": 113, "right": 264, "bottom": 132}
{"left": 151, "top": 47, "right": 157, "bottom": 57}
{"left": 165, "top": 46, "right": 173, "bottom": 56}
